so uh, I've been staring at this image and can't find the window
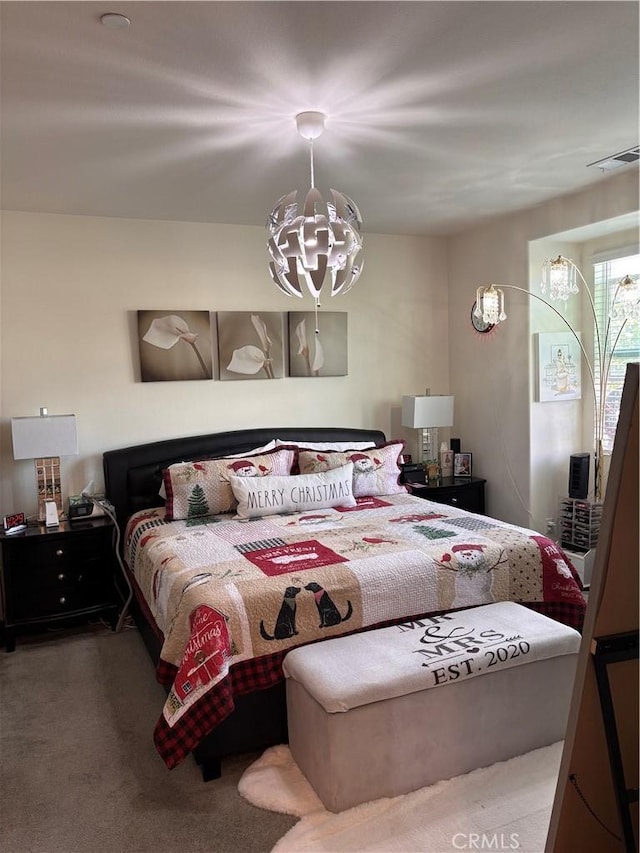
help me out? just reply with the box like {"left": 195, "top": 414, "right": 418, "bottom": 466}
{"left": 593, "top": 252, "right": 640, "bottom": 453}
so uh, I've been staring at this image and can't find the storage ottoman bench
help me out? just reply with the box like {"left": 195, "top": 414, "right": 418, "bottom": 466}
{"left": 283, "top": 601, "right": 580, "bottom": 812}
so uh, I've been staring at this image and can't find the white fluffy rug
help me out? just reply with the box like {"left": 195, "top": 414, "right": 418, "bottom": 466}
{"left": 239, "top": 742, "right": 563, "bottom": 853}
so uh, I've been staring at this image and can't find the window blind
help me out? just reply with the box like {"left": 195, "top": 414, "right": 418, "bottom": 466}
{"left": 593, "top": 252, "right": 640, "bottom": 453}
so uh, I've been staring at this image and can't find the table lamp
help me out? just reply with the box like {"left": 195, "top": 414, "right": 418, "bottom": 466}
{"left": 11, "top": 409, "right": 78, "bottom": 526}
{"left": 401, "top": 394, "right": 454, "bottom": 463}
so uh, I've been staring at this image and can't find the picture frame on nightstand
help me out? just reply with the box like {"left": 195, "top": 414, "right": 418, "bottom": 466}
{"left": 454, "top": 452, "right": 472, "bottom": 477}
{"left": 440, "top": 449, "right": 454, "bottom": 477}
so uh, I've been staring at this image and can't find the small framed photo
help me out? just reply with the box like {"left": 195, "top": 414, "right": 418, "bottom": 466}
{"left": 440, "top": 449, "right": 454, "bottom": 477}
{"left": 454, "top": 452, "right": 472, "bottom": 477}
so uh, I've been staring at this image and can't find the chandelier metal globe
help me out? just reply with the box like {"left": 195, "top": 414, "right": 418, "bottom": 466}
{"left": 266, "top": 112, "right": 364, "bottom": 302}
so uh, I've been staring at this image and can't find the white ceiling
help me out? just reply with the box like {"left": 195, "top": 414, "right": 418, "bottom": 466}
{"left": 1, "top": 1, "right": 638, "bottom": 237}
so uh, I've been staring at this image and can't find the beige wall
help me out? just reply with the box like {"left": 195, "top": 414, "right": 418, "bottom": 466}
{"left": 528, "top": 226, "right": 639, "bottom": 531}
{"left": 1, "top": 169, "right": 637, "bottom": 527}
{"left": 448, "top": 169, "right": 639, "bottom": 529}
{"left": 0, "top": 212, "right": 449, "bottom": 518}
{"left": 528, "top": 236, "right": 584, "bottom": 535}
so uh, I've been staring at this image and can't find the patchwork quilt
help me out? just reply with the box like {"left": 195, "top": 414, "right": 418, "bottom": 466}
{"left": 124, "top": 493, "right": 586, "bottom": 769}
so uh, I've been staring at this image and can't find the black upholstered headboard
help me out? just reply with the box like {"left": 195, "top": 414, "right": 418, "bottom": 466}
{"left": 103, "top": 426, "right": 386, "bottom": 530}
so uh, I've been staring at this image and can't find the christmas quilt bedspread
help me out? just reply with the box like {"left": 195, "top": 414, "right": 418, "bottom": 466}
{"left": 124, "top": 492, "right": 586, "bottom": 769}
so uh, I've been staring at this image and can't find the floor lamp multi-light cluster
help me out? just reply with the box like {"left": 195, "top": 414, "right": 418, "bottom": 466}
{"left": 474, "top": 255, "right": 639, "bottom": 501}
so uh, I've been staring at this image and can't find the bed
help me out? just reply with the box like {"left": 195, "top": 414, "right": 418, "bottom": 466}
{"left": 103, "top": 426, "right": 586, "bottom": 781}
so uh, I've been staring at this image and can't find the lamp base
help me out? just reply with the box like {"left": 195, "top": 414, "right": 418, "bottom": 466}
{"left": 35, "top": 457, "right": 62, "bottom": 523}
{"left": 417, "top": 427, "right": 439, "bottom": 464}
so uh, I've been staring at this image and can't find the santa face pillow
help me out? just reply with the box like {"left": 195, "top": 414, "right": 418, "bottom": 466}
{"left": 297, "top": 441, "right": 406, "bottom": 497}
{"left": 163, "top": 446, "right": 297, "bottom": 520}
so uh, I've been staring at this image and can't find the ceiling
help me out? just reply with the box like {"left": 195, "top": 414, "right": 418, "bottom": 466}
{"left": 1, "top": 1, "right": 638, "bottom": 237}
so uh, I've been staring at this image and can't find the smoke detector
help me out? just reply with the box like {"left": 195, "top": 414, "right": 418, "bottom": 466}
{"left": 587, "top": 146, "right": 639, "bottom": 172}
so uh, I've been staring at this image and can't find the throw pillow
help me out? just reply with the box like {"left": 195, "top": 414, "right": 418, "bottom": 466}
{"left": 163, "top": 446, "right": 297, "bottom": 520}
{"left": 230, "top": 463, "right": 356, "bottom": 519}
{"left": 297, "top": 441, "right": 406, "bottom": 497}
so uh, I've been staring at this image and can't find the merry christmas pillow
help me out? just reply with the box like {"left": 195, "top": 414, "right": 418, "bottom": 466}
{"left": 297, "top": 441, "right": 406, "bottom": 497}
{"left": 163, "top": 446, "right": 297, "bottom": 520}
{"left": 231, "top": 463, "right": 356, "bottom": 519}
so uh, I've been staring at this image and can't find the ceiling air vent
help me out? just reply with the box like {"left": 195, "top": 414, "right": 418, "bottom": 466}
{"left": 587, "top": 146, "right": 640, "bottom": 172}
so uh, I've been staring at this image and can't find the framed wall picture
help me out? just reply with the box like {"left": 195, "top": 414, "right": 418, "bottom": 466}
{"left": 454, "top": 452, "right": 472, "bottom": 477}
{"left": 288, "top": 311, "right": 348, "bottom": 377}
{"left": 137, "top": 310, "right": 213, "bottom": 381}
{"left": 536, "top": 331, "right": 582, "bottom": 402}
{"left": 217, "top": 312, "right": 285, "bottom": 381}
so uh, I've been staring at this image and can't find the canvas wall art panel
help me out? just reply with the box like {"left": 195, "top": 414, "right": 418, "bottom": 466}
{"left": 288, "top": 312, "right": 348, "bottom": 377}
{"left": 217, "top": 312, "right": 285, "bottom": 381}
{"left": 137, "top": 310, "right": 213, "bottom": 381}
{"left": 536, "top": 331, "right": 582, "bottom": 401}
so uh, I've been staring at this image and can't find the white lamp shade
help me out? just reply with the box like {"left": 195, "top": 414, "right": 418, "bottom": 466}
{"left": 11, "top": 415, "right": 78, "bottom": 459}
{"left": 401, "top": 396, "right": 454, "bottom": 429}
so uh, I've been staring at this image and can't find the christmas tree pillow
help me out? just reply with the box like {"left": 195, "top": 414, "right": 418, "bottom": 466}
{"left": 157, "top": 440, "right": 278, "bottom": 500}
{"left": 297, "top": 441, "right": 406, "bottom": 497}
{"left": 163, "top": 446, "right": 297, "bottom": 521}
{"left": 231, "top": 463, "right": 356, "bottom": 519}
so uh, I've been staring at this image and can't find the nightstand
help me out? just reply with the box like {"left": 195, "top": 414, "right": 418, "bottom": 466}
{"left": 0, "top": 517, "right": 119, "bottom": 652}
{"left": 408, "top": 476, "right": 486, "bottom": 514}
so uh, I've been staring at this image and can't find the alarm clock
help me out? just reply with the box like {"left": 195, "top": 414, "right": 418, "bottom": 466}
{"left": 3, "top": 511, "right": 26, "bottom": 533}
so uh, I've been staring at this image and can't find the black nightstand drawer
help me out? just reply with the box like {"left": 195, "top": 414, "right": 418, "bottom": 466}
{"left": 409, "top": 477, "right": 486, "bottom": 514}
{"left": 10, "top": 561, "right": 113, "bottom": 621}
{"left": 16, "top": 530, "right": 112, "bottom": 568}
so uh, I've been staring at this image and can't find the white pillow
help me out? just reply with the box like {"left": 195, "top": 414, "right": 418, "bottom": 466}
{"left": 230, "top": 463, "right": 356, "bottom": 519}
{"left": 275, "top": 438, "right": 376, "bottom": 452}
{"left": 226, "top": 440, "right": 278, "bottom": 457}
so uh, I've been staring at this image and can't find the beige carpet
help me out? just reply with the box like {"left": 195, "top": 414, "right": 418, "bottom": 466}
{"left": 239, "top": 742, "right": 563, "bottom": 852}
{"left": 0, "top": 623, "right": 296, "bottom": 852}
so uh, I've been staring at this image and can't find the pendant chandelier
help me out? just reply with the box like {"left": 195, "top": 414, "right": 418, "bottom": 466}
{"left": 266, "top": 111, "right": 364, "bottom": 305}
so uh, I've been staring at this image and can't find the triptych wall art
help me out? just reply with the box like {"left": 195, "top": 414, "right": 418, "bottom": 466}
{"left": 217, "top": 312, "right": 285, "bottom": 381}
{"left": 136, "top": 310, "right": 348, "bottom": 382}
{"left": 138, "top": 311, "right": 214, "bottom": 382}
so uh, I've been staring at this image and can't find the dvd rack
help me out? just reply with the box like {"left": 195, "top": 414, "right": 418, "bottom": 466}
{"left": 558, "top": 496, "right": 603, "bottom": 552}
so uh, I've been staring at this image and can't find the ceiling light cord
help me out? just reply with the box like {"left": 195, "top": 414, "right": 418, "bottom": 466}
{"left": 309, "top": 140, "right": 315, "bottom": 189}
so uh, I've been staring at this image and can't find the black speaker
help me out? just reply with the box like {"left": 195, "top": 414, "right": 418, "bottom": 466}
{"left": 568, "top": 453, "right": 590, "bottom": 499}
{"left": 450, "top": 438, "right": 461, "bottom": 454}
